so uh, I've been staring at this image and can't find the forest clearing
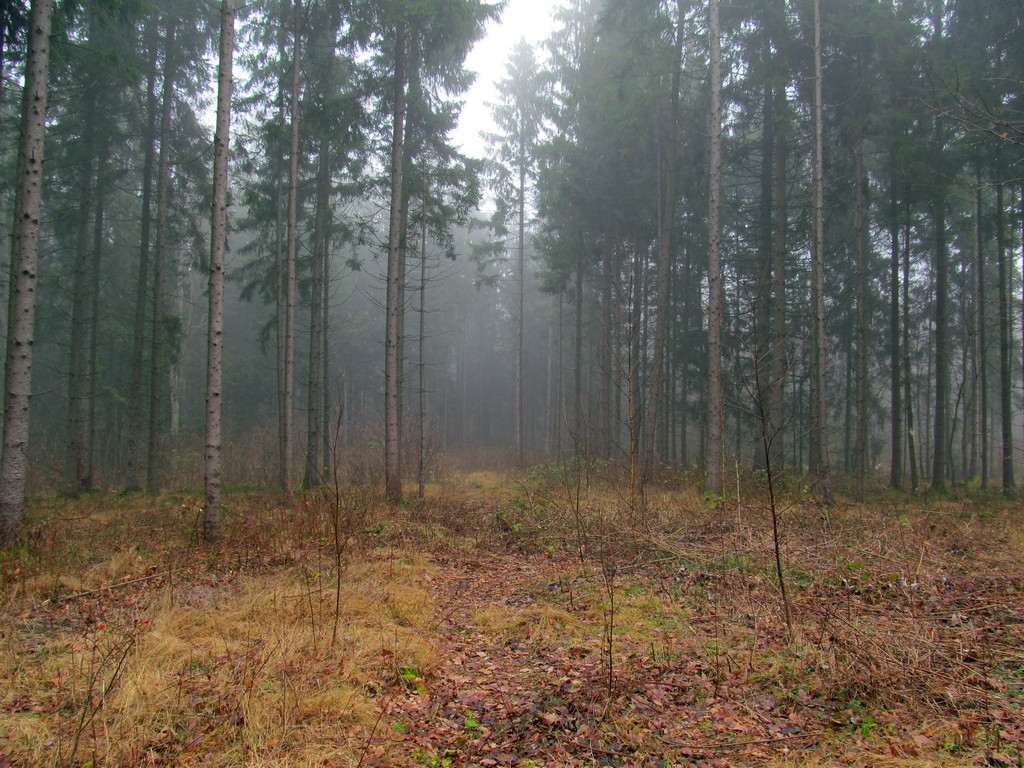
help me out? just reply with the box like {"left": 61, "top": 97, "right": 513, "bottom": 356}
{"left": 1, "top": 470, "right": 1021, "bottom": 768}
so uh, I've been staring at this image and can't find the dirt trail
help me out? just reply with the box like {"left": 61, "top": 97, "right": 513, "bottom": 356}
{"left": 363, "top": 552, "right": 634, "bottom": 768}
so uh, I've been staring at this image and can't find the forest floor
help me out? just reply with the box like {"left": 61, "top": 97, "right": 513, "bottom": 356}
{"left": 0, "top": 469, "right": 1022, "bottom": 767}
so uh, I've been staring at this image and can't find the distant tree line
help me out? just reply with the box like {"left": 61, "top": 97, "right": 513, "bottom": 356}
{"left": 0, "top": 0, "right": 1021, "bottom": 542}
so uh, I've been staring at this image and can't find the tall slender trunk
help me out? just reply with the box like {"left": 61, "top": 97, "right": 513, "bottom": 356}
{"left": 64, "top": 99, "right": 95, "bottom": 496}
{"left": 996, "top": 182, "right": 1015, "bottom": 489}
{"left": 902, "top": 210, "right": 919, "bottom": 492}
{"left": 642, "top": 0, "right": 684, "bottom": 485}
{"left": 809, "top": 0, "right": 831, "bottom": 495}
{"left": 976, "top": 179, "right": 988, "bottom": 486}
{"left": 889, "top": 175, "right": 902, "bottom": 488}
{"left": 146, "top": 21, "right": 176, "bottom": 496}
{"left": 854, "top": 137, "right": 868, "bottom": 501}
{"left": 282, "top": 0, "right": 302, "bottom": 492}
{"left": 85, "top": 140, "right": 107, "bottom": 489}
{"left": 705, "top": 0, "right": 724, "bottom": 494}
{"left": 769, "top": 5, "right": 788, "bottom": 477}
{"left": 514, "top": 145, "right": 526, "bottom": 465}
{"left": 203, "top": 0, "right": 236, "bottom": 541}
{"left": 384, "top": 26, "right": 408, "bottom": 502}
{"left": 0, "top": 0, "right": 53, "bottom": 546}
{"left": 932, "top": 196, "right": 949, "bottom": 489}
{"left": 274, "top": 11, "right": 289, "bottom": 489}
{"left": 573, "top": 262, "right": 584, "bottom": 453}
{"left": 304, "top": 138, "right": 330, "bottom": 488}
{"left": 417, "top": 211, "right": 428, "bottom": 499}
{"left": 125, "top": 25, "right": 160, "bottom": 491}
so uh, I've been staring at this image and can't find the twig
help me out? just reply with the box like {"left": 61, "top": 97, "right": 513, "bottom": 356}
{"left": 656, "top": 730, "right": 827, "bottom": 750}
{"left": 46, "top": 570, "right": 175, "bottom": 603}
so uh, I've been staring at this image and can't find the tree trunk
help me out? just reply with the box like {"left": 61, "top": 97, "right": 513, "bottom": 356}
{"left": 931, "top": 176, "right": 949, "bottom": 489}
{"left": 282, "top": 0, "right": 302, "bottom": 492}
{"left": 889, "top": 173, "right": 902, "bottom": 488}
{"left": 854, "top": 137, "right": 868, "bottom": 501}
{"left": 384, "top": 26, "right": 408, "bottom": 503}
{"left": 902, "top": 210, "right": 919, "bottom": 492}
{"left": 705, "top": 0, "right": 725, "bottom": 494}
{"left": 125, "top": 23, "right": 160, "bottom": 491}
{"left": 809, "top": 0, "right": 831, "bottom": 496}
{"left": 146, "top": 21, "right": 177, "bottom": 496}
{"left": 64, "top": 99, "right": 95, "bottom": 496}
{"left": 976, "top": 178, "right": 988, "bottom": 486}
{"left": 641, "top": 0, "right": 684, "bottom": 486}
{"left": 304, "top": 137, "right": 330, "bottom": 489}
{"left": 203, "top": 0, "right": 235, "bottom": 542}
{"left": 0, "top": 0, "right": 53, "bottom": 546}
{"left": 514, "top": 145, "right": 526, "bottom": 466}
{"left": 996, "top": 182, "right": 1015, "bottom": 490}
{"left": 417, "top": 210, "right": 428, "bottom": 499}
{"left": 85, "top": 140, "right": 107, "bottom": 489}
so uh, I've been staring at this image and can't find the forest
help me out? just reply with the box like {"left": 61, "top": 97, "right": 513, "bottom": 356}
{"left": 0, "top": 0, "right": 1022, "bottom": 766}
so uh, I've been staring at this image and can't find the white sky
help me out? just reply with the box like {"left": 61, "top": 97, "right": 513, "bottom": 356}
{"left": 451, "top": 0, "right": 563, "bottom": 160}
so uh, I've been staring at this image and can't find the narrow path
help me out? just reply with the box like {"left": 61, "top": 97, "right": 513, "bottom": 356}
{"left": 365, "top": 552, "right": 628, "bottom": 768}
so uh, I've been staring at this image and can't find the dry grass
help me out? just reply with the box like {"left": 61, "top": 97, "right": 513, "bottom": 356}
{"left": 0, "top": 491, "right": 438, "bottom": 768}
{"left": 1, "top": 471, "right": 1022, "bottom": 768}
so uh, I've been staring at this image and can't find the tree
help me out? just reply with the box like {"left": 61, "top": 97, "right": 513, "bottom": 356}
{"left": 486, "top": 40, "right": 545, "bottom": 466}
{"left": 0, "top": 0, "right": 53, "bottom": 546}
{"left": 204, "top": 0, "right": 236, "bottom": 542}
{"left": 705, "top": 0, "right": 724, "bottom": 494}
{"left": 808, "top": 0, "right": 831, "bottom": 495}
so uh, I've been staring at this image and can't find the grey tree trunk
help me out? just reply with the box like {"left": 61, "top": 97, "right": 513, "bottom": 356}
{"left": 0, "top": 0, "right": 53, "bottom": 546}
{"left": 931, "top": 195, "right": 949, "bottom": 489}
{"left": 854, "top": 138, "right": 868, "bottom": 501}
{"left": 809, "top": 0, "right": 831, "bottom": 495}
{"left": 514, "top": 149, "right": 526, "bottom": 466}
{"left": 889, "top": 175, "right": 902, "bottom": 488}
{"left": 975, "top": 179, "right": 987, "bottom": 486}
{"left": 85, "top": 141, "right": 107, "bottom": 489}
{"left": 641, "top": 0, "right": 683, "bottom": 487}
{"left": 125, "top": 22, "right": 160, "bottom": 491}
{"left": 282, "top": 0, "right": 302, "bottom": 492}
{"left": 996, "top": 182, "right": 1015, "bottom": 490}
{"left": 417, "top": 211, "right": 428, "bottom": 499}
{"left": 203, "top": 0, "right": 235, "bottom": 542}
{"left": 902, "top": 211, "right": 919, "bottom": 492}
{"left": 304, "top": 138, "right": 330, "bottom": 489}
{"left": 64, "top": 102, "right": 95, "bottom": 496}
{"left": 146, "top": 21, "right": 176, "bottom": 496}
{"left": 705, "top": 0, "right": 725, "bottom": 494}
{"left": 385, "top": 27, "right": 408, "bottom": 503}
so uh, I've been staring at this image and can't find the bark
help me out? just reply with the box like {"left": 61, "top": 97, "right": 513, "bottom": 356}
{"left": 282, "top": 0, "right": 302, "bottom": 492}
{"left": 854, "top": 137, "right": 868, "bottom": 501}
{"left": 902, "top": 209, "right": 919, "bottom": 492}
{"left": 931, "top": 194, "right": 949, "bottom": 489}
{"left": 705, "top": 0, "right": 725, "bottom": 494}
{"left": 125, "top": 25, "right": 160, "bottom": 491}
{"left": 514, "top": 142, "right": 526, "bottom": 466}
{"left": 384, "top": 26, "right": 408, "bottom": 503}
{"left": 417, "top": 211, "right": 427, "bottom": 500}
{"left": 889, "top": 175, "right": 902, "bottom": 488}
{"left": 0, "top": 0, "right": 53, "bottom": 546}
{"left": 974, "top": 179, "right": 985, "bottom": 484}
{"left": 64, "top": 100, "right": 95, "bottom": 496}
{"left": 769, "top": 4, "right": 788, "bottom": 477}
{"left": 85, "top": 140, "right": 107, "bottom": 489}
{"left": 304, "top": 138, "right": 330, "bottom": 489}
{"left": 146, "top": 21, "right": 177, "bottom": 496}
{"left": 203, "top": 0, "right": 235, "bottom": 542}
{"left": 641, "top": 0, "right": 684, "bottom": 486}
{"left": 996, "top": 182, "right": 1015, "bottom": 489}
{"left": 809, "top": 0, "right": 831, "bottom": 495}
